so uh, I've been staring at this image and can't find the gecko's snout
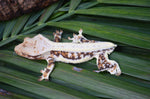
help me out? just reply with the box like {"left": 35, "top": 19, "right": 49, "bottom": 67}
{"left": 14, "top": 37, "right": 34, "bottom": 58}
{"left": 14, "top": 43, "right": 24, "bottom": 57}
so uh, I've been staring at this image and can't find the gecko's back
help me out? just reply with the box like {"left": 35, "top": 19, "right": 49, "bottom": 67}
{"left": 15, "top": 34, "right": 116, "bottom": 59}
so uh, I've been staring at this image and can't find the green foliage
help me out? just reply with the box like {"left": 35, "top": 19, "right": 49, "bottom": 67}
{"left": 0, "top": 0, "right": 150, "bottom": 98}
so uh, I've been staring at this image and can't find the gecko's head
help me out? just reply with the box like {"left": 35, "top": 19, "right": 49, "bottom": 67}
{"left": 15, "top": 37, "right": 38, "bottom": 59}
{"left": 15, "top": 34, "right": 51, "bottom": 59}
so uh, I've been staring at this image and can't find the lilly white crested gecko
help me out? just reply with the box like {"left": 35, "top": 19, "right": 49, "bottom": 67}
{"left": 15, "top": 29, "right": 121, "bottom": 81}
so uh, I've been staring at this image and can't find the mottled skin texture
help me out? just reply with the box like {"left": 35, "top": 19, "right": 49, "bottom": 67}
{"left": 0, "top": 0, "right": 58, "bottom": 21}
{"left": 15, "top": 29, "right": 121, "bottom": 81}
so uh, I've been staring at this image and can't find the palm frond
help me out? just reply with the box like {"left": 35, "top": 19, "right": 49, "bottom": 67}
{"left": 0, "top": 0, "right": 150, "bottom": 98}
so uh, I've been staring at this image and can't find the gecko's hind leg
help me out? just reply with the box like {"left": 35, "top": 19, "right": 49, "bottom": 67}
{"left": 68, "top": 29, "right": 95, "bottom": 43}
{"left": 38, "top": 56, "right": 55, "bottom": 81}
{"left": 53, "top": 30, "right": 63, "bottom": 42}
{"left": 94, "top": 52, "right": 121, "bottom": 76}
{"left": 107, "top": 60, "right": 121, "bottom": 76}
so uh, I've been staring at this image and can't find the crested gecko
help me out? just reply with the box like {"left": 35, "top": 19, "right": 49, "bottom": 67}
{"left": 15, "top": 29, "right": 121, "bottom": 81}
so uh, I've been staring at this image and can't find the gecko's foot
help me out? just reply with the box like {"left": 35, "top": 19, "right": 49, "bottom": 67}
{"left": 93, "top": 69, "right": 106, "bottom": 73}
{"left": 93, "top": 70, "right": 101, "bottom": 73}
{"left": 96, "top": 62, "right": 121, "bottom": 76}
{"left": 53, "top": 30, "right": 63, "bottom": 42}
{"left": 38, "top": 75, "right": 49, "bottom": 81}
{"left": 69, "top": 29, "right": 95, "bottom": 43}
{"left": 107, "top": 62, "right": 121, "bottom": 76}
{"left": 53, "top": 30, "right": 63, "bottom": 36}
{"left": 38, "top": 76, "right": 44, "bottom": 81}
{"left": 68, "top": 29, "right": 87, "bottom": 43}
{"left": 38, "top": 76, "right": 49, "bottom": 81}
{"left": 38, "top": 68, "right": 50, "bottom": 81}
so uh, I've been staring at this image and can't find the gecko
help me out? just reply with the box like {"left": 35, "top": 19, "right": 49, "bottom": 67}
{"left": 14, "top": 29, "right": 121, "bottom": 81}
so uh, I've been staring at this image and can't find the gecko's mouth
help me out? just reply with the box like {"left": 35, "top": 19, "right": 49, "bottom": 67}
{"left": 15, "top": 44, "right": 38, "bottom": 59}
{"left": 14, "top": 38, "right": 34, "bottom": 58}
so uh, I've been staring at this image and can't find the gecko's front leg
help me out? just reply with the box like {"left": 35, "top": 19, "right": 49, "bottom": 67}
{"left": 39, "top": 30, "right": 63, "bottom": 81}
{"left": 53, "top": 30, "right": 63, "bottom": 42}
{"left": 68, "top": 29, "right": 95, "bottom": 43}
{"left": 39, "top": 56, "right": 55, "bottom": 81}
{"left": 95, "top": 52, "right": 121, "bottom": 76}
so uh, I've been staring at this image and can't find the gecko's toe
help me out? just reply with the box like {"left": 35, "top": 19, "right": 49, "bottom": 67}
{"left": 93, "top": 70, "right": 101, "bottom": 73}
{"left": 38, "top": 76, "right": 44, "bottom": 81}
{"left": 68, "top": 37, "right": 72, "bottom": 40}
{"left": 56, "top": 30, "right": 59, "bottom": 33}
{"left": 79, "top": 29, "right": 83, "bottom": 35}
{"left": 115, "top": 68, "right": 121, "bottom": 76}
{"left": 115, "top": 71, "right": 121, "bottom": 76}
{"left": 60, "top": 30, "right": 63, "bottom": 34}
{"left": 45, "top": 79, "right": 49, "bottom": 81}
{"left": 108, "top": 63, "right": 121, "bottom": 76}
{"left": 40, "top": 70, "right": 44, "bottom": 73}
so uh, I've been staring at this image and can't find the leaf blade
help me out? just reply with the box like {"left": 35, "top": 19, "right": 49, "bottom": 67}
{"left": 11, "top": 15, "right": 30, "bottom": 36}
{"left": 39, "top": 2, "right": 59, "bottom": 23}
{"left": 97, "top": 0, "right": 150, "bottom": 7}
{"left": 75, "top": 6, "right": 150, "bottom": 21}
{"left": 3, "top": 20, "right": 16, "bottom": 40}
{"left": 69, "top": 0, "right": 81, "bottom": 12}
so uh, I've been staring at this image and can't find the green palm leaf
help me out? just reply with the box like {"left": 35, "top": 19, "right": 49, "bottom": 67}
{"left": 0, "top": 0, "right": 150, "bottom": 98}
